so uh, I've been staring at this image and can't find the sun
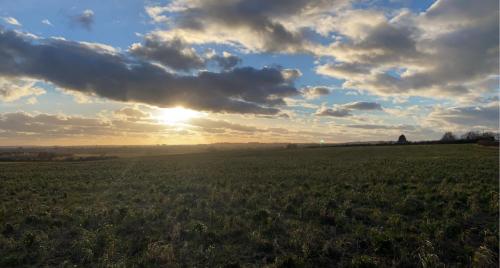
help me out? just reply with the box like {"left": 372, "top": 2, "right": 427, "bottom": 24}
{"left": 159, "top": 107, "right": 202, "bottom": 125}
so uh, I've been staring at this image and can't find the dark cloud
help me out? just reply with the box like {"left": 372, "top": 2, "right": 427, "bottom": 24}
{"left": 354, "top": 22, "right": 420, "bottom": 63}
{"left": 322, "top": 16, "right": 422, "bottom": 65}
{"left": 130, "top": 35, "right": 205, "bottom": 71}
{"left": 0, "top": 29, "right": 299, "bottom": 114}
{"left": 363, "top": 13, "right": 499, "bottom": 95}
{"left": 174, "top": 0, "right": 303, "bottom": 51}
{"left": 315, "top": 108, "right": 351, "bottom": 117}
{"left": 154, "top": 0, "right": 342, "bottom": 52}
{"left": 425, "top": 0, "right": 498, "bottom": 24}
{"left": 314, "top": 101, "right": 382, "bottom": 117}
{"left": 302, "top": 86, "right": 331, "bottom": 99}
{"left": 429, "top": 103, "right": 499, "bottom": 128}
{"left": 474, "top": 95, "right": 499, "bottom": 104}
{"left": 130, "top": 35, "right": 241, "bottom": 72}
{"left": 71, "top": 9, "right": 94, "bottom": 31}
{"left": 342, "top": 101, "right": 382, "bottom": 110}
{"left": 209, "top": 53, "right": 242, "bottom": 70}
{"left": 256, "top": 112, "right": 291, "bottom": 119}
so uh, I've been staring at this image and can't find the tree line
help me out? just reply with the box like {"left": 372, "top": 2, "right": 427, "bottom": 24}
{"left": 440, "top": 131, "right": 498, "bottom": 142}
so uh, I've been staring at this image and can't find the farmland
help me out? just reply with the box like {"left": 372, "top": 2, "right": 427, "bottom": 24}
{"left": 0, "top": 144, "right": 498, "bottom": 267}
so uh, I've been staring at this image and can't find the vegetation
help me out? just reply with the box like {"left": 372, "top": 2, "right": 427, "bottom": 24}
{"left": 0, "top": 152, "right": 117, "bottom": 162}
{"left": 0, "top": 144, "right": 498, "bottom": 267}
{"left": 461, "top": 131, "right": 498, "bottom": 142}
{"left": 397, "top": 135, "right": 407, "bottom": 144}
{"left": 441, "top": 132, "right": 457, "bottom": 142}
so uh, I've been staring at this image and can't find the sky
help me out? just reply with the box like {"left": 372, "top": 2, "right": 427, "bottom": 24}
{"left": 0, "top": 0, "right": 498, "bottom": 145}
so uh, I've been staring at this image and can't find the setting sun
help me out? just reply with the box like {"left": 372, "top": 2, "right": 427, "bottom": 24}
{"left": 159, "top": 107, "right": 202, "bottom": 125}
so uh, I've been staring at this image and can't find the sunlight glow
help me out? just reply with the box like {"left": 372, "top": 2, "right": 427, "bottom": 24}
{"left": 159, "top": 107, "right": 202, "bottom": 125}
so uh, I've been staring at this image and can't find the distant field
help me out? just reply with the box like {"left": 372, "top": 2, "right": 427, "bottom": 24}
{"left": 0, "top": 144, "right": 498, "bottom": 267}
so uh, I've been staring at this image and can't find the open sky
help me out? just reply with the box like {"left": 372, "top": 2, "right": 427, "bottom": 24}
{"left": 0, "top": 0, "right": 498, "bottom": 145}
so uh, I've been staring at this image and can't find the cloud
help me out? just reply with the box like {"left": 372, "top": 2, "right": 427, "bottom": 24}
{"left": 0, "top": 28, "right": 299, "bottom": 114}
{"left": 316, "top": 62, "right": 371, "bottom": 80}
{"left": 314, "top": 101, "right": 382, "bottom": 117}
{"left": 58, "top": 89, "right": 95, "bottom": 103}
{"left": 0, "top": 110, "right": 342, "bottom": 144}
{"left": 2, "top": 17, "right": 21, "bottom": 26}
{"left": 188, "top": 118, "right": 259, "bottom": 133}
{"left": 209, "top": 51, "right": 242, "bottom": 71}
{"left": 142, "top": 0, "right": 497, "bottom": 103}
{"left": 0, "top": 77, "right": 45, "bottom": 102}
{"left": 114, "top": 107, "right": 151, "bottom": 120}
{"left": 345, "top": 124, "right": 415, "bottom": 130}
{"left": 26, "top": 97, "right": 38, "bottom": 104}
{"left": 301, "top": 86, "right": 331, "bottom": 99}
{"left": 315, "top": 107, "right": 351, "bottom": 117}
{"left": 71, "top": 9, "right": 94, "bottom": 30}
{"left": 0, "top": 110, "right": 288, "bottom": 141}
{"left": 145, "top": 6, "right": 171, "bottom": 23}
{"left": 342, "top": 101, "right": 382, "bottom": 110}
{"left": 130, "top": 36, "right": 241, "bottom": 72}
{"left": 0, "top": 112, "right": 108, "bottom": 135}
{"left": 0, "top": 111, "right": 185, "bottom": 143}
{"left": 129, "top": 35, "right": 205, "bottom": 71}
{"left": 41, "top": 19, "right": 53, "bottom": 26}
{"left": 147, "top": 0, "right": 347, "bottom": 53}
{"left": 315, "top": 0, "right": 499, "bottom": 99}
{"left": 424, "top": 0, "right": 498, "bottom": 27}
{"left": 281, "top": 69, "right": 302, "bottom": 81}
{"left": 428, "top": 102, "right": 499, "bottom": 129}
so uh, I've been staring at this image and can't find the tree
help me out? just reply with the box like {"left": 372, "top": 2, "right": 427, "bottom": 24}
{"left": 461, "top": 131, "right": 481, "bottom": 141}
{"left": 441, "top": 132, "right": 456, "bottom": 142}
{"left": 461, "top": 131, "right": 497, "bottom": 142}
{"left": 397, "top": 134, "right": 407, "bottom": 144}
{"left": 479, "top": 132, "right": 497, "bottom": 141}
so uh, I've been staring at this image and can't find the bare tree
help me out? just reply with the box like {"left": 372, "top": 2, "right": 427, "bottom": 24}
{"left": 441, "top": 132, "right": 456, "bottom": 142}
{"left": 461, "top": 131, "right": 481, "bottom": 141}
{"left": 461, "top": 131, "right": 497, "bottom": 141}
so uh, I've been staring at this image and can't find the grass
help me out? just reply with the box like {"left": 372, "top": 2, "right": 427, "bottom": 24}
{"left": 0, "top": 144, "right": 498, "bottom": 267}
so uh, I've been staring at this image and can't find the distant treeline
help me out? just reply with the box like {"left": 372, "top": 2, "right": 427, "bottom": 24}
{"left": 304, "top": 131, "right": 499, "bottom": 149}
{"left": 0, "top": 151, "right": 118, "bottom": 162}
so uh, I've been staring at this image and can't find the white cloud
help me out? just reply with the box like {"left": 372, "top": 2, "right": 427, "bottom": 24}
{"left": 41, "top": 19, "right": 53, "bottom": 26}
{"left": 26, "top": 97, "right": 38, "bottom": 104}
{"left": 0, "top": 77, "right": 45, "bottom": 102}
{"left": 71, "top": 9, "right": 94, "bottom": 30}
{"left": 2, "top": 17, "right": 21, "bottom": 26}
{"left": 145, "top": 6, "right": 171, "bottom": 23}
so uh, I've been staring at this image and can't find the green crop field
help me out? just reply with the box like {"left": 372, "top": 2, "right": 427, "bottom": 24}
{"left": 0, "top": 144, "right": 498, "bottom": 267}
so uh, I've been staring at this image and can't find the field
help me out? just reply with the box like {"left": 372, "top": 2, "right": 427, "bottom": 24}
{"left": 0, "top": 144, "right": 498, "bottom": 267}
